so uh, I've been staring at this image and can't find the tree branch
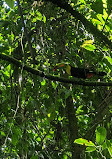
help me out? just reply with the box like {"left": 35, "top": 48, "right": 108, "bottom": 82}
{"left": 43, "top": 0, "right": 112, "bottom": 49}
{"left": 0, "top": 53, "right": 112, "bottom": 86}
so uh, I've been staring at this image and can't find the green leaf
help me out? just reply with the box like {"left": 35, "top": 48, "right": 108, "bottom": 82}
{"left": 102, "top": 142, "right": 107, "bottom": 150}
{"left": 32, "top": 18, "right": 37, "bottom": 23}
{"left": 43, "top": 16, "right": 46, "bottom": 23}
{"left": 86, "top": 146, "right": 96, "bottom": 152}
{"left": 108, "top": 146, "right": 112, "bottom": 157}
{"left": 81, "top": 40, "right": 96, "bottom": 51}
{"left": 106, "top": 140, "right": 112, "bottom": 157}
{"left": 92, "top": 19, "right": 102, "bottom": 26}
{"left": 63, "top": 154, "right": 67, "bottom": 159}
{"left": 51, "top": 81, "right": 57, "bottom": 90}
{"left": 79, "top": 0, "right": 86, "bottom": 4}
{"left": 0, "top": 131, "right": 6, "bottom": 136}
{"left": 5, "top": 0, "right": 14, "bottom": 9}
{"left": 104, "top": 56, "right": 112, "bottom": 65}
{"left": 83, "top": 44, "right": 96, "bottom": 51}
{"left": 82, "top": 40, "right": 94, "bottom": 45}
{"left": 74, "top": 138, "right": 95, "bottom": 146}
{"left": 41, "top": 80, "right": 46, "bottom": 86}
{"left": 48, "top": 113, "right": 51, "bottom": 118}
{"left": 96, "top": 127, "right": 106, "bottom": 145}
{"left": 91, "top": 0, "right": 103, "bottom": 14}
{"left": 97, "top": 14, "right": 105, "bottom": 25}
{"left": 37, "top": 11, "right": 42, "bottom": 21}
{"left": 37, "top": 137, "right": 41, "bottom": 142}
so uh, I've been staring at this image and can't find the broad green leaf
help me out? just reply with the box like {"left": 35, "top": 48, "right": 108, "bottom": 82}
{"left": 74, "top": 138, "right": 95, "bottom": 146}
{"left": 86, "top": 146, "right": 96, "bottom": 152}
{"left": 96, "top": 127, "right": 106, "bottom": 145}
{"left": 83, "top": 44, "right": 96, "bottom": 51}
{"left": 104, "top": 56, "right": 112, "bottom": 65}
{"left": 81, "top": 40, "right": 96, "bottom": 51}
{"left": 5, "top": 0, "right": 14, "bottom": 9}
{"left": 91, "top": 0, "right": 103, "bottom": 14}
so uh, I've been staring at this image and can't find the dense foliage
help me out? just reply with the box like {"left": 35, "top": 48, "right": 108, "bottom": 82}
{"left": 0, "top": 0, "right": 112, "bottom": 158}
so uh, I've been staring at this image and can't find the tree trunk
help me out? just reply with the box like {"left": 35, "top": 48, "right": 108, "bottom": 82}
{"left": 66, "top": 95, "right": 81, "bottom": 159}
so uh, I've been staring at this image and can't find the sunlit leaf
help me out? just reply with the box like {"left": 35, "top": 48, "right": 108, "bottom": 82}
{"left": 92, "top": 19, "right": 102, "bottom": 26}
{"left": 37, "top": 11, "right": 42, "bottom": 21}
{"left": 79, "top": 0, "right": 86, "bottom": 4}
{"left": 82, "top": 40, "right": 94, "bottom": 45}
{"left": 104, "top": 56, "right": 112, "bottom": 65}
{"left": 48, "top": 113, "right": 51, "bottom": 117}
{"left": 32, "top": 18, "right": 37, "bottom": 23}
{"left": 41, "top": 80, "right": 46, "bottom": 86}
{"left": 97, "top": 14, "right": 105, "bottom": 25}
{"left": 37, "top": 137, "right": 41, "bottom": 142}
{"left": 43, "top": 16, "right": 46, "bottom": 23}
{"left": 74, "top": 138, "right": 95, "bottom": 146}
{"left": 83, "top": 44, "right": 96, "bottom": 51}
{"left": 81, "top": 40, "right": 96, "bottom": 51}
